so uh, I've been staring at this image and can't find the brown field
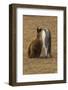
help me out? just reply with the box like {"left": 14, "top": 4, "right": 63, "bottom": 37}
{"left": 23, "top": 15, "right": 57, "bottom": 75}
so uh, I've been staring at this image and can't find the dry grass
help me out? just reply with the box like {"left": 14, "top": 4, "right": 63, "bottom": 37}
{"left": 23, "top": 15, "right": 57, "bottom": 75}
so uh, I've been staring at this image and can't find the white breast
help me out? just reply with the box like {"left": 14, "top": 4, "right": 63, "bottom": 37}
{"left": 40, "top": 30, "right": 46, "bottom": 57}
{"left": 41, "top": 30, "right": 46, "bottom": 48}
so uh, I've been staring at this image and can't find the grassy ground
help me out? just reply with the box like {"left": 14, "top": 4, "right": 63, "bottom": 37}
{"left": 23, "top": 15, "right": 57, "bottom": 75}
